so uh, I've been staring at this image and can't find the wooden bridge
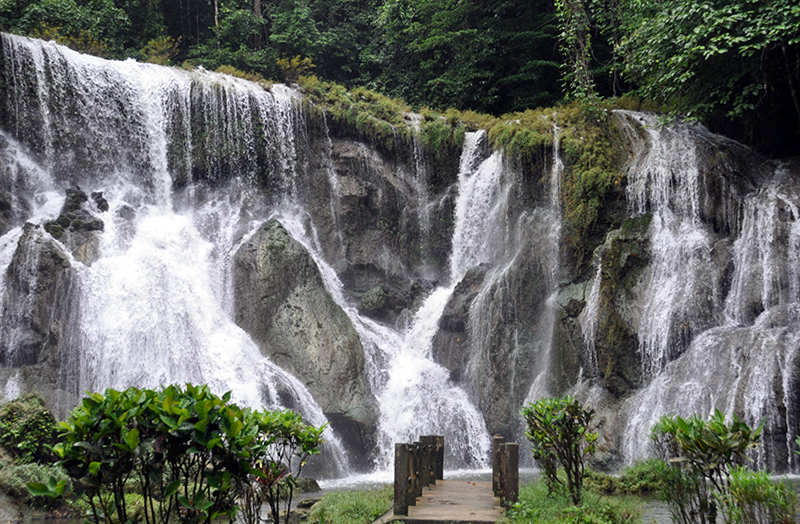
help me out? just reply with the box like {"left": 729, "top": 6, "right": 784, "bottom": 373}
{"left": 373, "top": 435, "right": 519, "bottom": 524}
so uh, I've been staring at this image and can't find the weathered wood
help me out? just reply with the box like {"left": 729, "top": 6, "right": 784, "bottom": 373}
{"left": 411, "top": 442, "right": 422, "bottom": 500}
{"left": 433, "top": 435, "right": 444, "bottom": 480}
{"left": 394, "top": 443, "right": 411, "bottom": 516}
{"left": 420, "top": 436, "right": 435, "bottom": 487}
{"left": 500, "top": 443, "right": 519, "bottom": 506}
{"left": 389, "top": 480, "right": 503, "bottom": 523}
{"left": 491, "top": 435, "right": 504, "bottom": 495}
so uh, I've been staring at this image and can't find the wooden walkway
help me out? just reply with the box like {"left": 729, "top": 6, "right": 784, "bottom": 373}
{"left": 374, "top": 480, "right": 504, "bottom": 524}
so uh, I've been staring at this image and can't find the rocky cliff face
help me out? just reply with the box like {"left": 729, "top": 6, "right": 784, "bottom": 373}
{"left": 233, "top": 219, "right": 377, "bottom": 469}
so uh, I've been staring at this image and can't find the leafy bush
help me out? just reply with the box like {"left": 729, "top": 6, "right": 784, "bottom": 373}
{"left": 0, "top": 461, "right": 68, "bottom": 503}
{"left": 140, "top": 35, "right": 180, "bottom": 65}
{"left": 0, "top": 394, "right": 58, "bottom": 464}
{"left": 651, "top": 410, "right": 763, "bottom": 524}
{"left": 241, "top": 409, "right": 326, "bottom": 524}
{"left": 584, "top": 459, "right": 664, "bottom": 497}
{"left": 616, "top": 459, "right": 663, "bottom": 494}
{"left": 522, "top": 396, "right": 598, "bottom": 505}
{"left": 503, "top": 479, "right": 641, "bottom": 524}
{"left": 716, "top": 468, "right": 797, "bottom": 524}
{"left": 37, "top": 384, "right": 325, "bottom": 524}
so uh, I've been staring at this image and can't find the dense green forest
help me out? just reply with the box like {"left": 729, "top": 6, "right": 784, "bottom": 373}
{"left": 0, "top": 0, "right": 798, "bottom": 156}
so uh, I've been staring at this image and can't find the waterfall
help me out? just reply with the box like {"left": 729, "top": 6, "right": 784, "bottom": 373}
{"left": 621, "top": 112, "right": 726, "bottom": 377}
{"left": 275, "top": 132, "right": 498, "bottom": 471}
{"left": 615, "top": 115, "right": 800, "bottom": 471}
{"left": 0, "top": 33, "right": 348, "bottom": 474}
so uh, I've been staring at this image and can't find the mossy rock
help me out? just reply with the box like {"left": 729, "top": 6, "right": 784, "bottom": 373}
{"left": 0, "top": 394, "right": 58, "bottom": 463}
{"left": 358, "top": 286, "right": 388, "bottom": 314}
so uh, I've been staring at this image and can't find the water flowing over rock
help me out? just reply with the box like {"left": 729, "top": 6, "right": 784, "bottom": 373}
{"left": 2, "top": 32, "right": 800, "bottom": 476}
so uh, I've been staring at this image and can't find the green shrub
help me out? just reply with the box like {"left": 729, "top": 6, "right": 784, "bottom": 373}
{"left": 307, "top": 486, "right": 392, "bottom": 524}
{"left": 503, "top": 479, "right": 641, "bottom": 524}
{"left": 0, "top": 394, "right": 58, "bottom": 464}
{"left": 716, "top": 468, "right": 797, "bottom": 524}
{"left": 0, "top": 461, "right": 67, "bottom": 502}
{"left": 522, "top": 396, "right": 597, "bottom": 505}
{"left": 651, "top": 410, "right": 763, "bottom": 524}
{"left": 616, "top": 459, "right": 664, "bottom": 494}
{"left": 39, "top": 384, "right": 325, "bottom": 524}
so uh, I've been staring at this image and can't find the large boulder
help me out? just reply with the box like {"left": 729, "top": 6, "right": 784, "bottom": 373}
{"left": 0, "top": 223, "right": 75, "bottom": 369}
{"left": 233, "top": 219, "right": 377, "bottom": 469}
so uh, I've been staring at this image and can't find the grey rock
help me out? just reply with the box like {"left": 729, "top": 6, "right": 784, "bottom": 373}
{"left": 233, "top": 219, "right": 377, "bottom": 469}
{"left": 43, "top": 188, "right": 104, "bottom": 266}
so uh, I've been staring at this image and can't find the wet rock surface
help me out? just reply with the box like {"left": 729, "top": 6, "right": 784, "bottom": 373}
{"left": 233, "top": 219, "right": 377, "bottom": 469}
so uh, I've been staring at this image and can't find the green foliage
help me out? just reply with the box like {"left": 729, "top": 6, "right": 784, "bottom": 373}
{"left": 503, "top": 479, "right": 641, "bottom": 524}
{"left": 619, "top": 0, "right": 800, "bottom": 155}
{"left": 486, "top": 101, "right": 625, "bottom": 271}
{"left": 140, "top": 36, "right": 180, "bottom": 65}
{"left": 622, "top": 0, "right": 800, "bottom": 120}
{"left": 241, "top": 409, "right": 325, "bottom": 524}
{"left": 616, "top": 458, "right": 663, "bottom": 494}
{"left": 376, "top": 0, "right": 562, "bottom": 114}
{"left": 522, "top": 396, "right": 598, "bottom": 505}
{"left": 716, "top": 467, "right": 798, "bottom": 524}
{"left": 306, "top": 486, "right": 392, "bottom": 524}
{"left": 299, "top": 75, "right": 413, "bottom": 156}
{"left": 2, "top": 0, "right": 132, "bottom": 56}
{"left": 650, "top": 410, "right": 764, "bottom": 524}
{"left": 0, "top": 461, "right": 68, "bottom": 504}
{"left": 584, "top": 459, "right": 664, "bottom": 496}
{"left": 36, "top": 384, "right": 326, "bottom": 524}
{"left": 0, "top": 394, "right": 58, "bottom": 464}
{"left": 277, "top": 55, "right": 314, "bottom": 84}
{"left": 555, "top": 0, "right": 594, "bottom": 100}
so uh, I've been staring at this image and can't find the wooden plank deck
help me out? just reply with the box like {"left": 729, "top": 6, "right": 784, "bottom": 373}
{"left": 374, "top": 480, "right": 504, "bottom": 524}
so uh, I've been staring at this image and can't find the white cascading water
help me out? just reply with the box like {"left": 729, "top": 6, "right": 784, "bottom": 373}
{"left": 0, "top": 34, "right": 348, "bottom": 474}
{"left": 521, "top": 121, "right": 565, "bottom": 403}
{"left": 276, "top": 131, "right": 500, "bottom": 471}
{"left": 616, "top": 119, "right": 800, "bottom": 470}
{"left": 620, "top": 112, "right": 726, "bottom": 378}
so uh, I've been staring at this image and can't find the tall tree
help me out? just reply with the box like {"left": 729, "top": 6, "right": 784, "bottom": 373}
{"left": 621, "top": 0, "right": 800, "bottom": 156}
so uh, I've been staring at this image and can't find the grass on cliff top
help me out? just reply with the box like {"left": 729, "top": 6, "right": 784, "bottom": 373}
{"left": 297, "top": 73, "right": 650, "bottom": 271}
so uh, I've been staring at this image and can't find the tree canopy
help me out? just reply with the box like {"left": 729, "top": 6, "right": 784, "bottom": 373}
{"left": 0, "top": 0, "right": 798, "bottom": 155}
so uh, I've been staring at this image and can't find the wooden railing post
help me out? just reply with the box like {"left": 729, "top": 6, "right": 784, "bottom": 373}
{"left": 411, "top": 442, "right": 423, "bottom": 498}
{"left": 434, "top": 435, "right": 444, "bottom": 480}
{"left": 394, "top": 443, "right": 410, "bottom": 516}
{"left": 420, "top": 436, "right": 434, "bottom": 487}
{"left": 394, "top": 435, "right": 446, "bottom": 515}
{"left": 492, "top": 434, "right": 504, "bottom": 495}
{"left": 500, "top": 442, "right": 519, "bottom": 506}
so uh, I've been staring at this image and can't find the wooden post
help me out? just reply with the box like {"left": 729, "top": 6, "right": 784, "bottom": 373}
{"left": 394, "top": 443, "right": 410, "bottom": 516}
{"left": 424, "top": 438, "right": 433, "bottom": 489}
{"left": 434, "top": 435, "right": 444, "bottom": 480}
{"left": 501, "top": 443, "right": 519, "bottom": 506}
{"left": 420, "top": 436, "right": 435, "bottom": 487}
{"left": 411, "top": 442, "right": 423, "bottom": 499}
{"left": 492, "top": 435, "right": 504, "bottom": 495}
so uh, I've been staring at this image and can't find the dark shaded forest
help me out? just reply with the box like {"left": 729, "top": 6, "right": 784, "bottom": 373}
{"left": 1, "top": 0, "right": 798, "bottom": 157}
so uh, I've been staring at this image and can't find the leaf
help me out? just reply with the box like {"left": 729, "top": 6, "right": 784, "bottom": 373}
{"left": 89, "top": 461, "right": 102, "bottom": 476}
{"left": 125, "top": 428, "right": 140, "bottom": 451}
{"left": 164, "top": 479, "right": 181, "bottom": 498}
{"left": 26, "top": 482, "right": 55, "bottom": 498}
